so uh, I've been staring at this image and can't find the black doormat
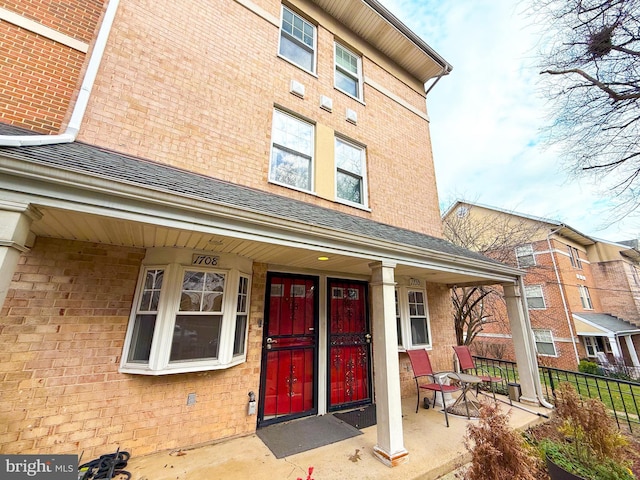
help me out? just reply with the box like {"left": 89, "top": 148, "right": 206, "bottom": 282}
{"left": 257, "top": 414, "right": 362, "bottom": 459}
{"left": 333, "top": 404, "right": 376, "bottom": 429}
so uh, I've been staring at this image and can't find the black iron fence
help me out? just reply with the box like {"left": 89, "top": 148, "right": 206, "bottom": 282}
{"left": 473, "top": 356, "right": 640, "bottom": 433}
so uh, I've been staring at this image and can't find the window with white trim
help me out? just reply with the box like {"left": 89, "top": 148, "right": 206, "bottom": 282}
{"left": 578, "top": 285, "right": 593, "bottom": 309}
{"left": 515, "top": 244, "right": 535, "bottom": 267}
{"left": 396, "top": 286, "right": 431, "bottom": 349}
{"left": 279, "top": 6, "right": 316, "bottom": 73}
{"left": 584, "top": 336, "right": 611, "bottom": 357}
{"left": 121, "top": 263, "right": 251, "bottom": 375}
{"left": 533, "top": 329, "right": 557, "bottom": 356}
{"left": 269, "top": 109, "right": 314, "bottom": 192}
{"left": 335, "top": 137, "right": 367, "bottom": 207}
{"left": 334, "top": 43, "right": 362, "bottom": 100}
{"left": 524, "top": 285, "right": 546, "bottom": 309}
{"left": 568, "top": 246, "right": 582, "bottom": 269}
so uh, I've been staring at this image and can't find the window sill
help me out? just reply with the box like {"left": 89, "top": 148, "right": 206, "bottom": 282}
{"left": 334, "top": 87, "right": 366, "bottom": 106}
{"left": 120, "top": 356, "right": 246, "bottom": 375}
{"left": 277, "top": 54, "right": 318, "bottom": 78}
{"left": 335, "top": 198, "right": 371, "bottom": 212}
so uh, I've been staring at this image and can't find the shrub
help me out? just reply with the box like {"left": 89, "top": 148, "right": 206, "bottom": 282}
{"left": 578, "top": 359, "right": 600, "bottom": 375}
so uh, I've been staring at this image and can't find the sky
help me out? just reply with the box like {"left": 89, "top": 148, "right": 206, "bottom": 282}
{"left": 381, "top": 0, "right": 640, "bottom": 242}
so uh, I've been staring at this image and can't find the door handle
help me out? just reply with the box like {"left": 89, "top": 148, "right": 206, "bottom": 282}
{"left": 365, "top": 334, "right": 372, "bottom": 343}
{"left": 266, "top": 337, "right": 278, "bottom": 349}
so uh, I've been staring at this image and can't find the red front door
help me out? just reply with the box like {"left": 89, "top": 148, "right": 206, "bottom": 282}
{"left": 258, "top": 273, "right": 318, "bottom": 426}
{"left": 327, "top": 278, "right": 372, "bottom": 410}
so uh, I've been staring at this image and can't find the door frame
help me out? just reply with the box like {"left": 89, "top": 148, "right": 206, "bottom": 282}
{"left": 257, "top": 272, "right": 320, "bottom": 427}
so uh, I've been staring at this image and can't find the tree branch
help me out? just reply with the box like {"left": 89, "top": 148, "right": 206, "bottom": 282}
{"left": 541, "top": 68, "right": 640, "bottom": 101}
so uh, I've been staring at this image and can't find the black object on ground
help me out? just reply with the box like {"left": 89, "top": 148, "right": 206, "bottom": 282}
{"left": 333, "top": 404, "right": 377, "bottom": 429}
{"left": 256, "top": 414, "right": 362, "bottom": 459}
{"left": 78, "top": 449, "right": 131, "bottom": 480}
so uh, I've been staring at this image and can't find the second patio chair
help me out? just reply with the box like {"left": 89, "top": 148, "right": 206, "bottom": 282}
{"left": 453, "top": 345, "right": 503, "bottom": 402}
{"left": 406, "top": 349, "right": 463, "bottom": 427}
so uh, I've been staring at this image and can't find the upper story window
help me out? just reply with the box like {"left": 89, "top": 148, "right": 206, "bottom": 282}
{"left": 533, "top": 329, "right": 557, "bottom": 356}
{"left": 335, "top": 137, "right": 367, "bottom": 207}
{"left": 334, "top": 43, "right": 363, "bottom": 100}
{"left": 269, "top": 109, "right": 314, "bottom": 193}
{"left": 568, "top": 246, "right": 582, "bottom": 269}
{"left": 578, "top": 285, "right": 593, "bottom": 309}
{"left": 524, "top": 285, "right": 546, "bottom": 309}
{"left": 279, "top": 6, "right": 316, "bottom": 73}
{"left": 121, "top": 254, "right": 251, "bottom": 375}
{"left": 515, "top": 244, "right": 535, "bottom": 268}
{"left": 396, "top": 283, "right": 431, "bottom": 350}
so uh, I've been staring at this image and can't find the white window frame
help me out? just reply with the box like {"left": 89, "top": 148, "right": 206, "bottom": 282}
{"left": 524, "top": 285, "right": 546, "bottom": 309}
{"left": 335, "top": 136, "right": 368, "bottom": 208}
{"left": 568, "top": 246, "right": 582, "bottom": 269}
{"left": 578, "top": 285, "right": 593, "bottom": 310}
{"left": 334, "top": 42, "right": 363, "bottom": 100}
{"left": 278, "top": 5, "right": 316, "bottom": 74}
{"left": 533, "top": 329, "right": 557, "bottom": 356}
{"left": 395, "top": 286, "right": 432, "bottom": 350}
{"left": 583, "top": 335, "right": 611, "bottom": 357}
{"left": 269, "top": 109, "right": 315, "bottom": 193}
{"left": 515, "top": 244, "right": 535, "bottom": 267}
{"left": 121, "top": 263, "right": 251, "bottom": 375}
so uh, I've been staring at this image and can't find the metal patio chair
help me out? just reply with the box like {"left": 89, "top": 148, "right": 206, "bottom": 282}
{"left": 453, "top": 345, "right": 504, "bottom": 402}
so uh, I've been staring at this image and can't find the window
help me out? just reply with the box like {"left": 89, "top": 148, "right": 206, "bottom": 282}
{"left": 334, "top": 43, "right": 362, "bottom": 99}
{"left": 568, "top": 246, "right": 582, "bottom": 269}
{"left": 269, "top": 109, "right": 314, "bottom": 192}
{"left": 279, "top": 6, "right": 316, "bottom": 73}
{"left": 578, "top": 285, "right": 593, "bottom": 309}
{"left": 396, "top": 286, "right": 431, "bottom": 349}
{"left": 335, "top": 137, "right": 367, "bottom": 206}
{"left": 122, "top": 261, "right": 251, "bottom": 375}
{"left": 524, "top": 285, "right": 546, "bottom": 309}
{"left": 515, "top": 244, "right": 535, "bottom": 267}
{"left": 533, "top": 329, "right": 557, "bottom": 356}
{"left": 584, "top": 336, "right": 611, "bottom": 357}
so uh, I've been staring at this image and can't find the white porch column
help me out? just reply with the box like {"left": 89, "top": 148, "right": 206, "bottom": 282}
{"left": 624, "top": 335, "right": 640, "bottom": 368}
{"left": 369, "top": 261, "right": 408, "bottom": 467}
{"left": 502, "top": 281, "right": 539, "bottom": 405}
{"left": 0, "top": 202, "right": 40, "bottom": 308}
{"left": 609, "top": 334, "right": 623, "bottom": 360}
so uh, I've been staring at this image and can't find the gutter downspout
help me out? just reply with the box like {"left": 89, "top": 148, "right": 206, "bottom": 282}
{"left": 518, "top": 275, "right": 555, "bottom": 409}
{"left": 546, "top": 229, "right": 581, "bottom": 364}
{"left": 0, "top": 0, "right": 120, "bottom": 146}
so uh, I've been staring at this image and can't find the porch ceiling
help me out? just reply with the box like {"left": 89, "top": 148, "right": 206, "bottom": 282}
{"left": 30, "top": 206, "right": 502, "bottom": 285}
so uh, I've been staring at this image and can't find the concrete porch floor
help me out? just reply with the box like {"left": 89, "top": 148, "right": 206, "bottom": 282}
{"left": 125, "top": 394, "right": 551, "bottom": 480}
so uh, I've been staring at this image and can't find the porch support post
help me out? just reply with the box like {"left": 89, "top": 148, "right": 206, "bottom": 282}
{"left": 502, "top": 280, "right": 538, "bottom": 405}
{"left": 624, "top": 335, "right": 640, "bottom": 368}
{"left": 609, "top": 334, "right": 622, "bottom": 360}
{"left": 0, "top": 202, "right": 40, "bottom": 308}
{"left": 369, "top": 260, "right": 408, "bottom": 467}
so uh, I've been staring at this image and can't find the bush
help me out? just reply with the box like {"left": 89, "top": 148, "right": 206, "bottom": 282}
{"left": 578, "top": 359, "right": 600, "bottom": 375}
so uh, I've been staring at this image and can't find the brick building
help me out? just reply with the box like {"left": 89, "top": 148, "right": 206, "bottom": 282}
{"left": 443, "top": 202, "right": 640, "bottom": 374}
{"left": 1, "top": 0, "right": 545, "bottom": 465}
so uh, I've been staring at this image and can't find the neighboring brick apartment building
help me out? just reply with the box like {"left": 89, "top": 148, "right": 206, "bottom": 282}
{"left": 443, "top": 202, "right": 640, "bottom": 374}
{"left": 0, "top": 0, "right": 543, "bottom": 466}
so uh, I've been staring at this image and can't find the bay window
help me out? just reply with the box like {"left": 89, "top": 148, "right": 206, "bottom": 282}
{"left": 121, "top": 253, "right": 251, "bottom": 375}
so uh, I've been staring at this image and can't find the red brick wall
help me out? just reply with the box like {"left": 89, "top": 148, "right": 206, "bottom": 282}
{"left": 0, "top": 0, "right": 104, "bottom": 132}
{"left": 0, "top": 238, "right": 264, "bottom": 458}
{"left": 592, "top": 261, "right": 640, "bottom": 326}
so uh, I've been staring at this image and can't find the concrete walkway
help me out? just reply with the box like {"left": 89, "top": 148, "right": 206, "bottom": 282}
{"left": 126, "top": 395, "right": 550, "bottom": 480}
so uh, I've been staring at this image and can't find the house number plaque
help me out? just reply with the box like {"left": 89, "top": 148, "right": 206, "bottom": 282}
{"left": 191, "top": 254, "right": 219, "bottom": 266}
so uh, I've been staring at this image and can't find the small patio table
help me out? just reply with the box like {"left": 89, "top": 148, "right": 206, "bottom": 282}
{"left": 446, "top": 372, "right": 482, "bottom": 418}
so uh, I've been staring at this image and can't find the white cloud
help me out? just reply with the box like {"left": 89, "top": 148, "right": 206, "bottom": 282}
{"left": 382, "top": 0, "right": 639, "bottom": 241}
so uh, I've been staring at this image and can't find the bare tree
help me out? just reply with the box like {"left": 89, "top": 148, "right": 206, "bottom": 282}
{"left": 444, "top": 204, "right": 546, "bottom": 346}
{"left": 533, "top": 0, "right": 640, "bottom": 220}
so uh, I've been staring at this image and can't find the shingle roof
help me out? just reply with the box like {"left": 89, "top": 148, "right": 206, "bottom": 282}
{"left": 0, "top": 123, "right": 496, "bottom": 265}
{"left": 574, "top": 313, "right": 640, "bottom": 334}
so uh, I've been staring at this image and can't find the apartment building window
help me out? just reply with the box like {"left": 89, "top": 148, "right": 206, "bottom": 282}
{"left": 524, "top": 285, "right": 546, "bottom": 309}
{"left": 122, "top": 264, "right": 251, "bottom": 374}
{"left": 533, "top": 329, "right": 557, "bottom": 356}
{"left": 584, "top": 336, "right": 611, "bottom": 357}
{"left": 396, "top": 287, "right": 431, "bottom": 349}
{"left": 568, "top": 246, "right": 582, "bottom": 268}
{"left": 335, "top": 43, "right": 363, "bottom": 100}
{"left": 335, "top": 137, "right": 367, "bottom": 207}
{"left": 269, "top": 109, "right": 314, "bottom": 192}
{"left": 279, "top": 6, "right": 316, "bottom": 73}
{"left": 578, "top": 285, "right": 593, "bottom": 309}
{"left": 515, "top": 244, "right": 535, "bottom": 267}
